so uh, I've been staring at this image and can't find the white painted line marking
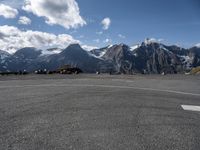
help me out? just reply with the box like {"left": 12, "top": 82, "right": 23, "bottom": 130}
{"left": 0, "top": 83, "right": 200, "bottom": 96}
{"left": 181, "top": 105, "right": 200, "bottom": 112}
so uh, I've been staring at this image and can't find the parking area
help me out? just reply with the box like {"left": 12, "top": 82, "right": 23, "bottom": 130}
{"left": 0, "top": 74, "right": 200, "bottom": 150}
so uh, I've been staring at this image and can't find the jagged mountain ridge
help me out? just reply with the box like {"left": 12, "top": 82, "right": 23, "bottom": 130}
{"left": 38, "top": 44, "right": 114, "bottom": 73}
{"left": 0, "top": 50, "right": 11, "bottom": 71}
{"left": 0, "top": 41, "right": 200, "bottom": 74}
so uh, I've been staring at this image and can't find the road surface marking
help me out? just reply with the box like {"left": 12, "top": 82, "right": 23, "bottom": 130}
{"left": 181, "top": 105, "right": 200, "bottom": 112}
{"left": 0, "top": 83, "right": 200, "bottom": 96}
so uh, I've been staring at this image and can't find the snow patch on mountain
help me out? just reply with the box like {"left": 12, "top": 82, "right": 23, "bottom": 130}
{"left": 159, "top": 44, "right": 173, "bottom": 54}
{"left": 99, "top": 51, "right": 107, "bottom": 57}
{"left": 90, "top": 45, "right": 113, "bottom": 58}
{"left": 130, "top": 44, "right": 140, "bottom": 51}
{"left": 179, "top": 55, "right": 193, "bottom": 69}
{"left": 89, "top": 48, "right": 107, "bottom": 59}
{"left": 107, "top": 45, "right": 113, "bottom": 49}
{"left": 87, "top": 51, "right": 103, "bottom": 59}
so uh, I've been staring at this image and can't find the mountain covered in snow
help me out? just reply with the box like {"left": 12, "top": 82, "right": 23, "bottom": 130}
{"left": 0, "top": 41, "right": 200, "bottom": 74}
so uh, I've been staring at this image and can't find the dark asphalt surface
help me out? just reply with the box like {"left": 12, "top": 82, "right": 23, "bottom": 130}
{"left": 0, "top": 74, "right": 200, "bottom": 150}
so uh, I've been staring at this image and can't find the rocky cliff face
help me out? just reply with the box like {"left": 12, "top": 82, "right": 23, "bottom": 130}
{"left": 0, "top": 50, "right": 11, "bottom": 71}
{"left": 132, "top": 42, "right": 183, "bottom": 74}
{"left": 101, "top": 44, "right": 138, "bottom": 74}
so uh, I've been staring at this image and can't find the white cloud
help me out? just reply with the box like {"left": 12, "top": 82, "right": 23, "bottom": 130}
{"left": 81, "top": 45, "right": 98, "bottom": 51}
{"left": 144, "top": 38, "right": 164, "bottom": 44}
{"left": 103, "top": 38, "right": 112, "bottom": 43}
{"left": 118, "top": 34, "right": 126, "bottom": 39}
{"left": 101, "top": 17, "right": 111, "bottom": 30}
{"left": 22, "top": 0, "right": 86, "bottom": 29}
{"left": 18, "top": 16, "right": 32, "bottom": 25}
{"left": 0, "top": 4, "right": 18, "bottom": 18}
{"left": 0, "top": 25, "right": 79, "bottom": 53}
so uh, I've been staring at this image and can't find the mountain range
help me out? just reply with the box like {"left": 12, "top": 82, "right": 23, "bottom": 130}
{"left": 0, "top": 39, "right": 200, "bottom": 74}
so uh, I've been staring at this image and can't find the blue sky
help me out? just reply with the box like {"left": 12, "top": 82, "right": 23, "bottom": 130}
{"left": 0, "top": 0, "right": 200, "bottom": 52}
{"left": 77, "top": 0, "right": 200, "bottom": 47}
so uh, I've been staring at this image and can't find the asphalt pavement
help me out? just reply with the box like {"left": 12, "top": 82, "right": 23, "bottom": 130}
{"left": 0, "top": 74, "right": 200, "bottom": 150}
